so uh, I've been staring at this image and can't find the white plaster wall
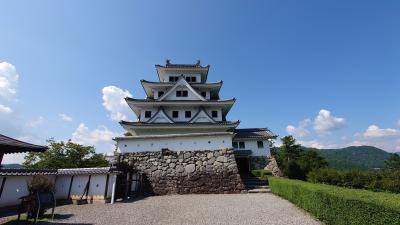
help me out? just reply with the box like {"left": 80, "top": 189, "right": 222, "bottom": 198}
{"left": 206, "top": 108, "right": 222, "bottom": 121}
{"left": 0, "top": 174, "right": 117, "bottom": 207}
{"left": 0, "top": 175, "right": 56, "bottom": 207}
{"left": 140, "top": 108, "right": 158, "bottom": 122}
{"left": 54, "top": 175, "right": 71, "bottom": 199}
{"left": 118, "top": 134, "right": 233, "bottom": 153}
{"left": 232, "top": 140, "right": 271, "bottom": 156}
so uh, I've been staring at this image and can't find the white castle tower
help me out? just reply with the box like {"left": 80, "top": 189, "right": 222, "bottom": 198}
{"left": 115, "top": 60, "right": 276, "bottom": 172}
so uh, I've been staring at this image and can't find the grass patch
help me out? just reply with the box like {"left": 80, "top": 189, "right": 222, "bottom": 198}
{"left": 269, "top": 176, "right": 400, "bottom": 225}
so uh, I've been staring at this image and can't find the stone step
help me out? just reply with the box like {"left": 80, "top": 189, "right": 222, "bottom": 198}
{"left": 247, "top": 188, "right": 271, "bottom": 193}
{"left": 245, "top": 185, "right": 269, "bottom": 189}
{"left": 244, "top": 182, "right": 266, "bottom": 185}
{"left": 242, "top": 179, "right": 266, "bottom": 182}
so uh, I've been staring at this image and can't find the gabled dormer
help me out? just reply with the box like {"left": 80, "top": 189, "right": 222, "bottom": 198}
{"left": 189, "top": 108, "right": 216, "bottom": 123}
{"left": 146, "top": 108, "right": 174, "bottom": 123}
{"left": 158, "top": 76, "right": 206, "bottom": 101}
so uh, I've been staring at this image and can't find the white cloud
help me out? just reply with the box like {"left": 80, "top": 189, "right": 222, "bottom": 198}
{"left": 28, "top": 116, "right": 45, "bottom": 127}
{"left": 286, "top": 118, "right": 311, "bottom": 138}
{"left": 363, "top": 125, "right": 398, "bottom": 138}
{"left": 314, "top": 109, "right": 346, "bottom": 133}
{"left": 0, "top": 62, "right": 19, "bottom": 98}
{"left": 348, "top": 124, "right": 400, "bottom": 152}
{"left": 102, "top": 86, "right": 133, "bottom": 121}
{"left": 71, "top": 123, "right": 120, "bottom": 153}
{"left": 59, "top": 113, "right": 73, "bottom": 122}
{"left": 0, "top": 104, "right": 13, "bottom": 113}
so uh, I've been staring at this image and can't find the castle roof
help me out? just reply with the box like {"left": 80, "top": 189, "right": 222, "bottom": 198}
{"left": 233, "top": 128, "right": 277, "bottom": 140}
{"left": 155, "top": 60, "right": 210, "bottom": 83}
{"left": 0, "top": 134, "right": 47, "bottom": 154}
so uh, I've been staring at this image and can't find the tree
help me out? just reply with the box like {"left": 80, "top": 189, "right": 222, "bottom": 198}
{"left": 276, "top": 135, "right": 327, "bottom": 180}
{"left": 384, "top": 153, "right": 400, "bottom": 170}
{"left": 24, "top": 139, "right": 109, "bottom": 169}
{"left": 279, "top": 135, "right": 302, "bottom": 162}
{"left": 298, "top": 150, "right": 328, "bottom": 174}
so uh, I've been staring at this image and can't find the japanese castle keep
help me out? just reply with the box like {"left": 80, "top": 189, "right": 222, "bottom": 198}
{"left": 115, "top": 60, "right": 276, "bottom": 194}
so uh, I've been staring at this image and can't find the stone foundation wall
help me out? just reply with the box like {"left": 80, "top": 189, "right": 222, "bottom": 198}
{"left": 121, "top": 149, "right": 245, "bottom": 195}
{"left": 250, "top": 156, "right": 270, "bottom": 170}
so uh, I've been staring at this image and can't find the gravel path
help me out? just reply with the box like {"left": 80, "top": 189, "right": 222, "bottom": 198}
{"left": 42, "top": 193, "right": 321, "bottom": 225}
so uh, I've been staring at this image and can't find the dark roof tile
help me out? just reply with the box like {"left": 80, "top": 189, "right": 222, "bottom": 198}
{"left": 234, "top": 128, "right": 277, "bottom": 140}
{"left": 0, "top": 134, "right": 47, "bottom": 154}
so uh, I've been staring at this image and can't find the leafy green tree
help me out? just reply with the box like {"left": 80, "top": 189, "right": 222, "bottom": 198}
{"left": 384, "top": 153, "right": 400, "bottom": 170}
{"left": 277, "top": 135, "right": 302, "bottom": 164}
{"left": 23, "top": 139, "right": 109, "bottom": 169}
{"left": 276, "top": 136, "right": 327, "bottom": 180}
{"left": 298, "top": 150, "right": 328, "bottom": 174}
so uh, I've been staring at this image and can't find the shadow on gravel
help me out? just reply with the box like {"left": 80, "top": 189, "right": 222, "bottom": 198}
{"left": 1, "top": 214, "right": 81, "bottom": 225}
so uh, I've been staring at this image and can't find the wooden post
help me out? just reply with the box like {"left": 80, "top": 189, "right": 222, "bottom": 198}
{"left": 0, "top": 177, "right": 6, "bottom": 200}
{"left": 67, "top": 175, "right": 74, "bottom": 200}
{"left": 104, "top": 174, "right": 110, "bottom": 200}
{"left": 111, "top": 174, "right": 117, "bottom": 204}
{"left": 0, "top": 152, "right": 4, "bottom": 166}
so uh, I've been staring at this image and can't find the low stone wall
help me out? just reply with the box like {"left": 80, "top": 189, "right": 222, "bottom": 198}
{"left": 121, "top": 149, "right": 245, "bottom": 195}
{"left": 250, "top": 156, "right": 270, "bottom": 170}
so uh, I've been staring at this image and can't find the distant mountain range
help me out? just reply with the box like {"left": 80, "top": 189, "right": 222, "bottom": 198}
{"left": 1, "top": 164, "right": 23, "bottom": 169}
{"left": 304, "top": 146, "right": 395, "bottom": 170}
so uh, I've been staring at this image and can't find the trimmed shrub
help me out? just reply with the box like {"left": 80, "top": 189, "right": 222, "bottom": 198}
{"left": 269, "top": 176, "right": 400, "bottom": 225}
{"left": 308, "top": 168, "right": 400, "bottom": 193}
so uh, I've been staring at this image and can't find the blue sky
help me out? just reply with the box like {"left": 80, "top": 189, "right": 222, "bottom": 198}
{"left": 1, "top": 0, "right": 400, "bottom": 163}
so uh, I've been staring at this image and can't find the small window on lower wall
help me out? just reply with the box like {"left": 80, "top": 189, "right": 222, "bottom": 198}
{"left": 172, "top": 111, "right": 179, "bottom": 118}
{"left": 232, "top": 142, "right": 238, "bottom": 148}
{"left": 212, "top": 111, "right": 218, "bottom": 118}
{"left": 239, "top": 141, "right": 245, "bottom": 149}
{"left": 257, "top": 141, "right": 264, "bottom": 148}
{"left": 185, "top": 111, "right": 191, "bottom": 118}
{"left": 145, "top": 111, "right": 152, "bottom": 118}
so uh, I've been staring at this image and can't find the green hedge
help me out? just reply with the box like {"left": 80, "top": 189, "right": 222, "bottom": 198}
{"left": 308, "top": 168, "right": 400, "bottom": 193}
{"left": 269, "top": 176, "right": 400, "bottom": 225}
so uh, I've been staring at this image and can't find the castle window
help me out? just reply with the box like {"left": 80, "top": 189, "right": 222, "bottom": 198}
{"left": 169, "top": 76, "right": 179, "bottom": 82}
{"left": 239, "top": 141, "right": 245, "bottom": 149}
{"left": 185, "top": 111, "right": 191, "bottom": 118}
{"left": 145, "top": 111, "right": 152, "bottom": 118}
{"left": 191, "top": 77, "right": 196, "bottom": 82}
{"left": 257, "top": 141, "right": 264, "bottom": 148}
{"left": 212, "top": 111, "right": 218, "bottom": 118}
{"left": 172, "top": 111, "right": 179, "bottom": 118}
{"left": 232, "top": 142, "right": 238, "bottom": 148}
{"left": 201, "top": 91, "right": 206, "bottom": 98}
{"left": 186, "top": 76, "right": 191, "bottom": 82}
{"left": 158, "top": 91, "right": 164, "bottom": 97}
{"left": 176, "top": 90, "right": 188, "bottom": 97}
